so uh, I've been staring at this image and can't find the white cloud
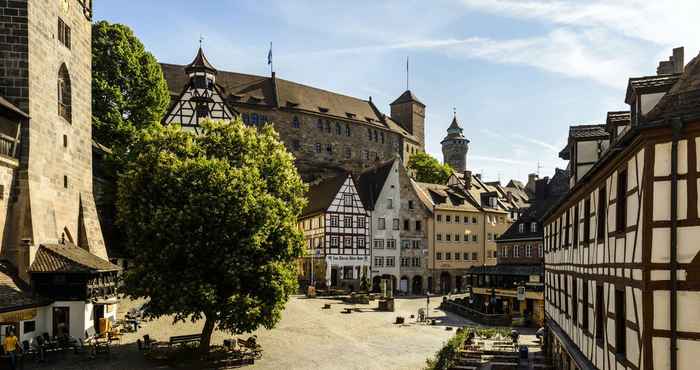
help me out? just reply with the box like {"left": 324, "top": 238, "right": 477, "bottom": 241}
{"left": 510, "top": 133, "right": 561, "bottom": 152}
{"left": 470, "top": 155, "right": 532, "bottom": 165}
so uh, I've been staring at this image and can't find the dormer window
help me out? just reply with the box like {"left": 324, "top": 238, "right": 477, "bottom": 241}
{"left": 518, "top": 224, "right": 525, "bottom": 233}
{"left": 318, "top": 107, "right": 329, "bottom": 113}
{"left": 531, "top": 222, "right": 537, "bottom": 233}
{"left": 489, "top": 197, "right": 497, "bottom": 208}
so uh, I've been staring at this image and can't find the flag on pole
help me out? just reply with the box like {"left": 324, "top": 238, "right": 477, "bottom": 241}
{"left": 267, "top": 42, "right": 273, "bottom": 65}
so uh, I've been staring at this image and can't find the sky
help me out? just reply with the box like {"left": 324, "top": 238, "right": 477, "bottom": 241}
{"left": 94, "top": 0, "right": 700, "bottom": 184}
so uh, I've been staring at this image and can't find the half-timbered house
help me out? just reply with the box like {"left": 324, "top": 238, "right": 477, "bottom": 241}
{"left": 299, "top": 173, "right": 370, "bottom": 291}
{"left": 544, "top": 47, "right": 700, "bottom": 370}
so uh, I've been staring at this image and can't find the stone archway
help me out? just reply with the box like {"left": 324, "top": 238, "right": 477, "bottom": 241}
{"left": 400, "top": 276, "right": 409, "bottom": 294}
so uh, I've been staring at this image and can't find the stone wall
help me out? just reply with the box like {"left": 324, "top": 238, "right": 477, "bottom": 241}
{"left": 0, "top": 0, "right": 29, "bottom": 111}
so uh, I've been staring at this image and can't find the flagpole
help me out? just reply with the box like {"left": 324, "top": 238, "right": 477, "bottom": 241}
{"left": 269, "top": 42, "right": 273, "bottom": 75}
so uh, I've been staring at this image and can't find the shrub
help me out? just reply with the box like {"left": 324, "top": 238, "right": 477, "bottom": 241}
{"left": 424, "top": 329, "right": 469, "bottom": 370}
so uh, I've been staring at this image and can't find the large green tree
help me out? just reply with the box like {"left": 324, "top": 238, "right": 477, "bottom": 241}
{"left": 92, "top": 20, "right": 170, "bottom": 152}
{"left": 407, "top": 152, "right": 453, "bottom": 184}
{"left": 117, "top": 119, "right": 307, "bottom": 354}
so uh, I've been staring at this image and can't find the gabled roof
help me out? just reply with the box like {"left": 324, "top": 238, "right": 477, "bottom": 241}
{"left": 647, "top": 50, "right": 700, "bottom": 121}
{"left": 606, "top": 111, "right": 631, "bottom": 126}
{"left": 356, "top": 159, "right": 395, "bottom": 211}
{"left": 0, "top": 96, "right": 28, "bottom": 119}
{"left": 390, "top": 90, "right": 424, "bottom": 106}
{"left": 185, "top": 47, "right": 217, "bottom": 75}
{"left": 415, "top": 182, "right": 480, "bottom": 212}
{"left": 0, "top": 261, "right": 49, "bottom": 312}
{"left": 301, "top": 173, "right": 349, "bottom": 216}
{"left": 29, "top": 243, "right": 120, "bottom": 273}
{"left": 568, "top": 124, "right": 609, "bottom": 139}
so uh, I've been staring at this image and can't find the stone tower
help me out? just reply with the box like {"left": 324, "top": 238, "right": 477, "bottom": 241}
{"left": 390, "top": 90, "right": 426, "bottom": 150}
{"left": 0, "top": 0, "right": 106, "bottom": 281}
{"left": 441, "top": 112, "right": 469, "bottom": 172}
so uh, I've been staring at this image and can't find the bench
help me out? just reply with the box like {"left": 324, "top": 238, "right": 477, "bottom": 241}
{"left": 238, "top": 336, "right": 262, "bottom": 359}
{"left": 342, "top": 308, "right": 353, "bottom": 314}
{"left": 169, "top": 334, "right": 202, "bottom": 348}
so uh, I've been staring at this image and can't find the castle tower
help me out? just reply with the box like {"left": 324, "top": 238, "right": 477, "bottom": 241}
{"left": 0, "top": 0, "right": 106, "bottom": 281}
{"left": 390, "top": 90, "right": 426, "bottom": 150}
{"left": 441, "top": 111, "right": 469, "bottom": 172}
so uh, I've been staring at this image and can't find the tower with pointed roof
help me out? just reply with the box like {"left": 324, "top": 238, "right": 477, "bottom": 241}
{"left": 441, "top": 111, "right": 469, "bottom": 172}
{"left": 390, "top": 90, "right": 425, "bottom": 150}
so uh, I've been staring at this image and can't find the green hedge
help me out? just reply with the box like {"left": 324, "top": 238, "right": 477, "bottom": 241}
{"left": 424, "top": 326, "right": 513, "bottom": 370}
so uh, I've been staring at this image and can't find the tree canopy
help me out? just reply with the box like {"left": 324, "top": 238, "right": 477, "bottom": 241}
{"left": 116, "top": 119, "right": 307, "bottom": 354}
{"left": 92, "top": 21, "right": 170, "bottom": 152}
{"left": 407, "top": 152, "right": 453, "bottom": 184}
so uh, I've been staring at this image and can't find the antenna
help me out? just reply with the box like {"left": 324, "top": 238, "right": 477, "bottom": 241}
{"left": 199, "top": 34, "right": 204, "bottom": 48}
{"left": 537, "top": 161, "right": 543, "bottom": 176}
{"left": 406, "top": 56, "right": 409, "bottom": 90}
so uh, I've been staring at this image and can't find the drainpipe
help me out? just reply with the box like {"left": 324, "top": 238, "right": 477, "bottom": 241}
{"left": 432, "top": 205, "right": 436, "bottom": 294}
{"left": 670, "top": 117, "right": 682, "bottom": 370}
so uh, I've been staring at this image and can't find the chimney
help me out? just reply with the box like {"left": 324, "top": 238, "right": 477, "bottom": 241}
{"left": 463, "top": 170, "right": 472, "bottom": 190}
{"left": 657, "top": 47, "right": 684, "bottom": 75}
{"left": 535, "top": 178, "right": 550, "bottom": 203}
{"left": 526, "top": 173, "right": 538, "bottom": 193}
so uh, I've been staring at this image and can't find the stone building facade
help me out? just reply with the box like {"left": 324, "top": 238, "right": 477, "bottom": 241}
{"left": 397, "top": 165, "right": 431, "bottom": 295}
{"left": 161, "top": 48, "right": 425, "bottom": 182}
{"left": 441, "top": 113, "right": 469, "bottom": 172}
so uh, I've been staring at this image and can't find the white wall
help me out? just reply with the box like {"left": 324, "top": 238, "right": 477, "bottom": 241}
{"left": 370, "top": 161, "right": 401, "bottom": 281}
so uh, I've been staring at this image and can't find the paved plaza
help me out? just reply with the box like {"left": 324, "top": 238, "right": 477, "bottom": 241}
{"left": 25, "top": 296, "right": 503, "bottom": 370}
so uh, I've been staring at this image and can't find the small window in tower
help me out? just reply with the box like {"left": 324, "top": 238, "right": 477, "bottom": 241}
{"left": 196, "top": 103, "right": 209, "bottom": 118}
{"left": 315, "top": 143, "right": 321, "bottom": 153}
{"left": 193, "top": 75, "right": 207, "bottom": 89}
{"left": 317, "top": 119, "right": 323, "bottom": 131}
{"left": 58, "top": 18, "right": 71, "bottom": 49}
{"left": 335, "top": 122, "right": 342, "bottom": 135}
{"left": 325, "top": 144, "right": 332, "bottom": 154}
{"left": 57, "top": 64, "right": 71, "bottom": 122}
{"left": 292, "top": 116, "right": 300, "bottom": 128}
{"left": 346, "top": 125, "right": 351, "bottom": 137}
{"left": 63, "top": 175, "right": 68, "bottom": 189}
{"left": 63, "top": 135, "right": 68, "bottom": 148}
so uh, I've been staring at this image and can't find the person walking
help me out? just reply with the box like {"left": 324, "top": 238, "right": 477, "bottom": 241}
{"left": 3, "top": 329, "right": 20, "bottom": 370}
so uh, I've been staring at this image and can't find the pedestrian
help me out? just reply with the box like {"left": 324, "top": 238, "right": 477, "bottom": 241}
{"left": 3, "top": 329, "right": 20, "bottom": 370}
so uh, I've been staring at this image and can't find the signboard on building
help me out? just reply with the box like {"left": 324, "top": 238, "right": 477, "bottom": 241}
{"left": 517, "top": 286, "right": 526, "bottom": 301}
{"left": 0, "top": 308, "right": 37, "bottom": 323}
{"left": 529, "top": 275, "right": 541, "bottom": 283}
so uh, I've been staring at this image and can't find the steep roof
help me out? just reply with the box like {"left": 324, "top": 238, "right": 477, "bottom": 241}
{"left": 414, "top": 182, "right": 481, "bottom": 212}
{"left": 356, "top": 160, "right": 395, "bottom": 211}
{"left": 29, "top": 243, "right": 120, "bottom": 273}
{"left": 568, "top": 124, "right": 609, "bottom": 139}
{"left": 606, "top": 111, "right": 631, "bottom": 126}
{"left": 185, "top": 47, "right": 217, "bottom": 75}
{"left": 0, "top": 261, "right": 49, "bottom": 312}
{"left": 301, "top": 173, "right": 349, "bottom": 216}
{"left": 647, "top": 50, "right": 700, "bottom": 121}
{"left": 625, "top": 73, "right": 681, "bottom": 104}
{"left": 390, "top": 90, "right": 424, "bottom": 106}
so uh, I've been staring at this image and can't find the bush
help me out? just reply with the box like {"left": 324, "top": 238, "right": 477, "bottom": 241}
{"left": 424, "top": 329, "right": 469, "bottom": 370}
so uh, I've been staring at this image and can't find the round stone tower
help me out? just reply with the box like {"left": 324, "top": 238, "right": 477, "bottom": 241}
{"left": 441, "top": 111, "right": 469, "bottom": 172}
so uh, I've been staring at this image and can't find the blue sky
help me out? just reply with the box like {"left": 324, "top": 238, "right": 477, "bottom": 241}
{"left": 94, "top": 0, "right": 700, "bottom": 184}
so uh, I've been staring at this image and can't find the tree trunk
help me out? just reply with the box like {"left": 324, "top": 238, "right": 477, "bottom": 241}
{"left": 199, "top": 314, "right": 217, "bottom": 357}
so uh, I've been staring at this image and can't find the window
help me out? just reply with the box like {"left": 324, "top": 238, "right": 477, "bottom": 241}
{"left": 412, "top": 240, "right": 421, "bottom": 249}
{"left": 401, "top": 240, "right": 410, "bottom": 249}
{"left": 572, "top": 278, "right": 578, "bottom": 324}
{"left": 615, "top": 288, "right": 626, "bottom": 356}
{"left": 386, "top": 239, "right": 396, "bottom": 249}
{"left": 472, "top": 235, "right": 478, "bottom": 242}
{"left": 58, "top": 64, "right": 71, "bottom": 122}
{"left": 472, "top": 217, "right": 477, "bottom": 224}
{"left": 380, "top": 132, "right": 384, "bottom": 143}
{"left": 463, "top": 252, "right": 468, "bottom": 260}
{"left": 582, "top": 280, "right": 589, "bottom": 330}
{"left": 374, "top": 257, "right": 383, "bottom": 267}
{"left": 584, "top": 198, "right": 591, "bottom": 244}
{"left": 415, "top": 220, "right": 422, "bottom": 231}
{"left": 446, "top": 234, "right": 451, "bottom": 242}
{"left": 330, "top": 215, "right": 339, "bottom": 227}
{"left": 251, "top": 113, "right": 259, "bottom": 125}
{"left": 392, "top": 218, "right": 399, "bottom": 230}
{"left": 242, "top": 113, "right": 250, "bottom": 124}
{"left": 335, "top": 122, "right": 342, "bottom": 135}
{"left": 344, "top": 146, "right": 351, "bottom": 159}
{"left": 446, "top": 215, "right": 451, "bottom": 223}
{"left": 436, "top": 252, "right": 442, "bottom": 260}
{"left": 437, "top": 233, "right": 442, "bottom": 241}
{"left": 343, "top": 194, "right": 353, "bottom": 206}
{"left": 526, "top": 244, "right": 532, "bottom": 257}
{"left": 531, "top": 222, "right": 537, "bottom": 232}
{"left": 437, "top": 215, "right": 442, "bottom": 222}
{"left": 387, "top": 198, "right": 393, "bottom": 209}
{"left": 487, "top": 233, "right": 493, "bottom": 241}
{"left": 325, "top": 120, "right": 331, "bottom": 133}
{"left": 616, "top": 169, "right": 627, "bottom": 232}
{"left": 519, "top": 224, "right": 525, "bottom": 233}
{"left": 374, "top": 239, "right": 384, "bottom": 249}
{"left": 356, "top": 217, "right": 365, "bottom": 228}
{"left": 346, "top": 125, "right": 351, "bottom": 137}
{"left": 330, "top": 236, "right": 339, "bottom": 247}
{"left": 23, "top": 320, "right": 36, "bottom": 334}
{"left": 344, "top": 216, "right": 353, "bottom": 228}
{"left": 464, "top": 217, "right": 469, "bottom": 224}
{"left": 455, "top": 216, "right": 460, "bottom": 223}
{"left": 63, "top": 175, "right": 68, "bottom": 188}
{"left": 378, "top": 218, "right": 386, "bottom": 230}
{"left": 401, "top": 257, "right": 409, "bottom": 267}
{"left": 595, "top": 284, "right": 604, "bottom": 343}
{"left": 58, "top": 18, "right": 71, "bottom": 49}
{"left": 317, "top": 119, "right": 324, "bottom": 131}
{"left": 572, "top": 204, "right": 579, "bottom": 248}
{"left": 63, "top": 135, "right": 68, "bottom": 147}
{"left": 446, "top": 252, "right": 451, "bottom": 260}
{"left": 564, "top": 275, "right": 569, "bottom": 315}
{"left": 315, "top": 143, "right": 321, "bottom": 153}
{"left": 326, "top": 144, "right": 333, "bottom": 154}
{"left": 471, "top": 252, "right": 477, "bottom": 260}
{"left": 358, "top": 237, "right": 366, "bottom": 248}
{"left": 403, "top": 219, "right": 409, "bottom": 230}
{"left": 408, "top": 200, "right": 414, "bottom": 209}
{"left": 386, "top": 257, "right": 395, "bottom": 267}
{"left": 373, "top": 130, "right": 378, "bottom": 141}
{"left": 367, "top": 128, "right": 372, "bottom": 140}
{"left": 344, "top": 236, "right": 352, "bottom": 247}
{"left": 597, "top": 185, "right": 607, "bottom": 242}
{"left": 413, "top": 257, "right": 421, "bottom": 267}
{"left": 454, "top": 234, "right": 459, "bottom": 242}
{"left": 513, "top": 245, "right": 519, "bottom": 257}
{"left": 565, "top": 209, "right": 570, "bottom": 248}
{"left": 292, "top": 140, "right": 301, "bottom": 151}
{"left": 363, "top": 150, "right": 369, "bottom": 160}
{"left": 455, "top": 252, "right": 460, "bottom": 260}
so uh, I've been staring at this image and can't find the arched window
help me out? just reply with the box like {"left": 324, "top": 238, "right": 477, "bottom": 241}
{"left": 58, "top": 64, "right": 71, "bottom": 122}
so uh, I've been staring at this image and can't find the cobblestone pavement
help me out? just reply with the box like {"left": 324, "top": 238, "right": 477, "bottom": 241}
{"left": 24, "top": 296, "right": 536, "bottom": 370}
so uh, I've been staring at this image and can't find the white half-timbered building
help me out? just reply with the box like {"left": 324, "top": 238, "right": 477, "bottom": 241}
{"left": 163, "top": 47, "right": 234, "bottom": 132}
{"left": 299, "top": 173, "right": 370, "bottom": 291}
{"left": 544, "top": 47, "right": 700, "bottom": 370}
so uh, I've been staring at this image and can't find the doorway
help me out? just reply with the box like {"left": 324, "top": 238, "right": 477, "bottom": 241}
{"left": 94, "top": 304, "right": 105, "bottom": 334}
{"left": 412, "top": 276, "right": 423, "bottom": 294}
{"left": 330, "top": 267, "right": 338, "bottom": 287}
{"left": 52, "top": 306, "right": 70, "bottom": 338}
